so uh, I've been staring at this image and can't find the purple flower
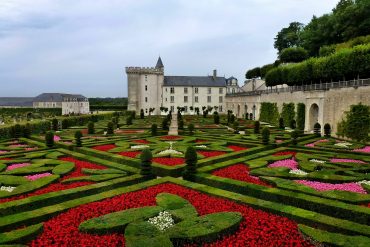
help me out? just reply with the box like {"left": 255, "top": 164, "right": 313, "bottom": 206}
{"left": 25, "top": 173, "right": 52, "bottom": 181}
{"left": 296, "top": 180, "right": 367, "bottom": 194}
{"left": 330, "top": 158, "right": 366, "bottom": 164}
{"left": 268, "top": 158, "right": 298, "bottom": 169}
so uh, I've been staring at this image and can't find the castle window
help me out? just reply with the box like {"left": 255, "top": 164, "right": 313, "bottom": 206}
{"left": 232, "top": 88, "right": 235, "bottom": 93}
{"left": 184, "top": 106, "right": 188, "bottom": 112}
{"left": 145, "top": 85, "right": 147, "bottom": 91}
{"left": 170, "top": 106, "right": 174, "bottom": 112}
{"left": 165, "top": 98, "right": 167, "bottom": 102}
{"left": 170, "top": 87, "right": 175, "bottom": 93}
{"left": 165, "top": 88, "right": 168, "bottom": 92}
{"left": 170, "top": 96, "right": 174, "bottom": 103}
{"left": 145, "top": 75, "right": 148, "bottom": 81}
{"left": 207, "top": 96, "right": 211, "bottom": 103}
{"left": 195, "top": 96, "right": 198, "bottom": 103}
{"left": 219, "top": 88, "right": 223, "bottom": 94}
{"left": 219, "top": 96, "right": 223, "bottom": 103}
{"left": 145, "top": 97, "right": 148, "bottom": 102}
{"left": 219, "top": 105, "right": 223, "bottom": 112}
{"left": 184, "top": 87, "right": 188, "bottom": 94}
{"left": 184, "top": 96, "right": 188, "bottom": 103}
{"left": 208, "top": 88, "right": 211, "bottom": 94}
{"left": 195, "top": 88, "right": 199, "bottom": 94}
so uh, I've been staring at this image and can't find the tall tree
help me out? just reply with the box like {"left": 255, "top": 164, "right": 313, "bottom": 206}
{"left": 274, "top": 22, "right": 304, "bottom": 54}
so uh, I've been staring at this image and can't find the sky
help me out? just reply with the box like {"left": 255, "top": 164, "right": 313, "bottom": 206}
{"left": 0, "top": 0, "right": 339, "bottom": 97}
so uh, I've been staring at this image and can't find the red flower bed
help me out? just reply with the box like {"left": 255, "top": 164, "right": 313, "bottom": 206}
{"left": 273, "top": 151, "right": 297, "bottom": 157}
{"left": 160, "top": 135, "right": 183, "bottom": 140}
{"left": 212, "top": 164, "right": 271, "bottom": 187}
{"left": 0, "top": 157, "right": 106, "bottom": 203}
{"left": 195, "top": 139, "right": 208, "bottom": 143}
{"left": 117, "top": 151, "right": 141, "bottom": 158}
{"left": 29, "top": 183, "right": 312, "bottom": 247}
{"left": 227, "top": 145, "right": 248, "bottom": 152}
{"left": 133, "top": 139, "right": 150, "bottom": 144}
{"left": 92, "top": 144, "right": 117, "bottom": 152}
{"left": 0, "top": 157, "right": 12, "bottom": 160}
{"left": 81, "top": 129, "right": 88, "bottom": 135}
{"left": 198, "top": 150, "right": 227, "bottom": 158}
{"left": 152, "top": 157, "right": 185, "bottom": 166}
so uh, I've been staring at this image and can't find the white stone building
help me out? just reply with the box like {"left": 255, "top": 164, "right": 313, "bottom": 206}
{"left": 126, "top": 57, "right": 237, "bottom": 115}
{"left": 33, "top": 93, "right": 90, "bottom": 115}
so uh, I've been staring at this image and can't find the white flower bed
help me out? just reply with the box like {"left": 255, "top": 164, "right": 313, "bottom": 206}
{"left": 289, "top": 169, "right": 308, "bottom": 176}
{"left": 310, "top": 159, "right": 326, "bottom": 164}
{"left": 195, "top": 145, "right": 207, "bottom": 148}
{"left": 285, "top": 129, "right": 294, "bottom": 132}
{"left": 334, "top": 142, "right": 352, "bottom": 148}
{"left": 157, "top": 149, "right": 183, "bottom": 156}
{"left": 1, "top": 186, "right": 15, "bottom": 192}
{"left": 357, "top": 180, "right": 370, "bottom": 186}
{"left": 148, "top": 211, "right": 174, "bottom": 231}
{"left": 131, "top": 145, "right": 150, "bottom": 149}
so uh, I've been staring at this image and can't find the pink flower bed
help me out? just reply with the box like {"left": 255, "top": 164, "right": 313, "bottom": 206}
{"left": 25, "top": 147, "right": 38, "bottom": 151}
{"left": 268, "top": 158, "right": 298, "bottom": 169}
{"left": 25, "top": 173, "right": 52, "bottom": 181}
{"left": 54, "top": 136, "right": 61, "bottom": 142}
{"left": 296, "top": 180, "right": 367, "bottom": 194}
{"left": 9, "top": 144, "right": 28, "bottom": 148}
{"left": 6, "top": 162, "right": 32, "bottom": 171}
{"left": 353, "top": 146, "right": 370, "bottom": 153}
{"left": 330, "top": 158, "right": 366, "bottom": 164}
{"left": 305, "top": 139, "right": 328, "bottom": 147}
{"left": 0, "top": 150, "right": 8, "bottom": 154}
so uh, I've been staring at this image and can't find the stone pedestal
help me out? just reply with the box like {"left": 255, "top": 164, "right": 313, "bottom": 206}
{"left": 168, "top": 114, "right": 178, "bottom": 136}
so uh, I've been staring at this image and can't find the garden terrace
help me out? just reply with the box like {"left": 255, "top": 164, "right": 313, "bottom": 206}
{"left": 0, "top": 114, "right": 370, "bottom": 246}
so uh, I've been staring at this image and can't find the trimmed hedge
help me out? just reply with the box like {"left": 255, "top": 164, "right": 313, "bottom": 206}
{"left": 259, "top": 102, "right": 279, "bottom": 125}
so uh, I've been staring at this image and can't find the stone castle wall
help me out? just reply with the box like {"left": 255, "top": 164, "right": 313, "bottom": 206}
{"left": 225, "top": 85, "right": 370, "bottom": 133}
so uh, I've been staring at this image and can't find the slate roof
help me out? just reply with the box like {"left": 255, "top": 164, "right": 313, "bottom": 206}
{"left": 34, "top": 93, "right": 87, "bottom": 102}
{"left": 155, "top": 56, "right": 164, "bottom": 68}
{"left": 227, "top": 76, "right": 237, "bottom": 80}
{"left": 163, "top": 76, "right": 226, "bottom": 87}
{"left": 0, "top": 97, "right": 34, "bottom": 107}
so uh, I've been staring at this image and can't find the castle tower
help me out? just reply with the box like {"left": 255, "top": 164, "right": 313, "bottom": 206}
{"left": 125, "top": 57, "right": 164, "bottom": 115}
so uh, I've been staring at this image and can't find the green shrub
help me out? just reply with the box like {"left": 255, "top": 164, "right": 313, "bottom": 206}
{"left": 23, "top": 123, "right": 32, "bottom": 138}
{"left": 75, "top": 130, "right": 83, "bottom": 147}
{"left": 13, "top": 124, "right": 22, "bottom": 138}
{"left": 290, "top": 119, "right": 296, "bottom": 129}
{"left": 183, "top": 147, "right": 197, "bottom": 181}
{"left": 324, "top": 123, "right": 331, "bottom": 137}
{"left": 214, "top": 113, "right": 220, "bottom": 124}
{"left": 291, "top": 130, "right": 299, "bottom": 145}
{"left": 188, "top": 123, "right": 194, "bottom": 134}
{"left": 179, "top": 119, "right": 184, "bottom": 130}
{"left": 279, "top": 47, "right": 308, "bottom": 63}
{"left": 87, "top": 121, "right": 95, "bottom": 134}
{"left": 279, "top": 118, "right": 285, "bottom": 129}
{"left": 261, "top": 127, "right": 270, "bottom": 145}
{"left": 259, "top": 102, "right": 279, "bottom": 125}
{"left": 281, "top": 103, "right": 295, "bottom": 128}
{"left": 254, "top": 121, "right": 260, "bottom": 134}
{"left": 314, "top": 122, "right": 321, "bottom": 136}
{"left": 140, "top": 149, "right": 153, "bottom": 178}
{"left": 296, "top": 103, "right": 305, "bottom": 130}
{"left": 151, "top": 124, "right": 158, "bottom": 136}
{"left": 107, "top": 122, "right": 114, "bottom": 135}
{"left": 61, "top": 119, "right": 69, "bottom": 129}
{"left": 162, "top": 118, "right": 169, "bottom": 130}
{"left": 45, "top": 131, "right": 54, "bottom": 148}
{"left": 126, "top": 116, "right": 133, "bottom": 126}
{"left": 52, "top": 118, "right": 58, "bottom": 131}
{"left": 340, "top": 103, "right": 370, "bottom": 142}
{"left": 140, "top": 109, "right": 144, "bottom": 119}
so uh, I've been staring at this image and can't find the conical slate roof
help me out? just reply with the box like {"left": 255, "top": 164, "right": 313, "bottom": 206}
{"left": 155, "top": 56, "right": 164, "bottom": 68}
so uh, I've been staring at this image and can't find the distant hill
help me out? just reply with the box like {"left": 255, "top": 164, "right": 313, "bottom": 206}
{"left": 0, "top": 97, "right": 34, "bottom": 107}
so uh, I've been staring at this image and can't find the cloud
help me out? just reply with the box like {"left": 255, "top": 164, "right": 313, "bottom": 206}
{"left": 0, "top": 0, "right": 338, "bottom": 97}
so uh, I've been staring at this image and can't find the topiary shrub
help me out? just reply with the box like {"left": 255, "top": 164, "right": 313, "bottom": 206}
{"left": 261, "top": 127, "right": 270, "bottom": 145}
{"left": 314, "top": 122, "right": 321, "bottom": 137}
{"left": 188, "top": 123, "right": 194, "bottom": 135}
{"left": 340, "top": 103, "right": 370, "bottom": 143}
{"left": 13, "top": 124, "right": 22, "bottom": 138}
{"left": 290, "top": 119, "right": 297, "bottom": 129}
{"left": 233, "top": 122, "right": 239, "bottom": 134}
{"left": 183, "top": 146, "right": 197, "bottom": 181}
{"left": 179, "top": 119, "right": 184, "bottom": 130}
{"left": 45, "top": 131, "right": 54, "bottom": 148}
{"left": 162, "top": 118, "right": 169, "bottom": 130}
{"left": 87, "top": 121, "right": 95, "bottom": 134}
{"left": 151, "top": 124, "right": 157, "bottom": 136}
{"left": 23, "top": 123, "right": 32, "bottom": 138}
{"left": 214, "top": 113, "right": 220, "bottom": 124}
{"left": 107, "top": 122, "right": 114, "bottom": 135}
{"left": 291, "top": 130, "right": 299, "bottom": 145}
{"left": 131, "top": 111, "right": 136, "bottom": 119}
{"left": 126, "top": 116, "right": 133, "bottom": 125}
{"left": 61, "top": 119, "right": 69, "bottom": 129}
{"left": 52, "top": 118, "right": 58, "bottom": 131}
{"left": 140, "top": 149, "right": 153, "bottom": 178}
{"left": 324, "top": 123, "right": 331, "bottom": 137}
{"left": 254, "top": 121, "right": 260, "bottom": 134}
{"left": 75, "top": 130, "right": 83, "bottom": 147}
{"left": 279, "top": 118, "right": 285, "bottom": 129}
{"left": 140, "top": 109, "right": 144, "bottom": 119}
{"left": 245, "top": 113, "right": 249, "bottom": 120}
{"left": 296, "top": 103, "right": 305, "bottom": 130}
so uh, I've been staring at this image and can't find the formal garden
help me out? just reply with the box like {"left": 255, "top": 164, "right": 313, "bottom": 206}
{"left": 0, "top": 106, "right": 369, "bottom": 247}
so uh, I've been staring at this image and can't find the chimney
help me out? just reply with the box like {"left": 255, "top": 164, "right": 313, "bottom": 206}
{"left": 213, "top": 69, "right": 217, "bottom": 80}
